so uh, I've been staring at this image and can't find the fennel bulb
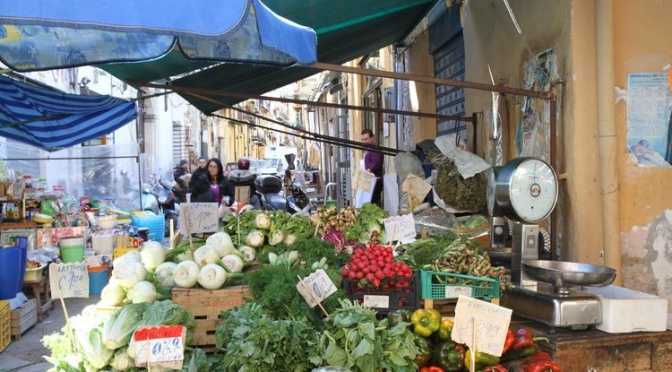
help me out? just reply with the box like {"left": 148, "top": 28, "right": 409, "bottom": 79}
{"left": 127, "top": 281, "right": 157, "bottom": 304}
{"left": 221, "top": 254, "right": 245, "bottom": 273}
{"left": 173, "top": 260, "right": 199, "bottom": 288}
{"left": 154, "top": 262, "right": 177, "bottom": 288}
{"left": 205, "top": 232, "right": 236, "bottom": 257}
{"left": 112, "top": 261, "right": 147, "bottom": 289}
{"left": 140, "top": 241, "right": 166, "bottom": 270}
{"left": 193, "top": 244, "right": 223, "bottom": 267}
{"left": 100, "top": 282, "right": 127, "bottom": 307}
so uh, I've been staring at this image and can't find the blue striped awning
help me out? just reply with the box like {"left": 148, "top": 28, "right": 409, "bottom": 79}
{"left": 0, "top": 75, "right": 137, "bottom": 151}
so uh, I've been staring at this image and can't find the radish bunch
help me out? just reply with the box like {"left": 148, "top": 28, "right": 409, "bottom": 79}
{"left": 341, "top": 243, "right": 413, "bottom": 288}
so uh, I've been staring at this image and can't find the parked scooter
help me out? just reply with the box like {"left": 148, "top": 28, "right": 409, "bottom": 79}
{"left": 142, "top": 174, "right": 180, "bottom": 236}
{"left": 255, "top": 175, "right": 315, "bottom": 215}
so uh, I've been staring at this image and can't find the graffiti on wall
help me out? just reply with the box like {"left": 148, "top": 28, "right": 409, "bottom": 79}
{"left": 621, "top": 210, "right": 672, "bottom": 306}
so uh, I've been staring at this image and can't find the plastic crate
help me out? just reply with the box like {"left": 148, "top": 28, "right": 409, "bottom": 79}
{"left": 0, "top": 300, "right": 9, "bottom": 352}
{"left": 420, "top": 270, "right": 500, "bottom": 301}
{"left": 343, "top": 276, "right": 420, "bottom": 315}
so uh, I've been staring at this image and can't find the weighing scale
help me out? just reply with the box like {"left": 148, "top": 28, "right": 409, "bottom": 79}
{"left": 488, "top": 157, "right": 616, "bottom": 330}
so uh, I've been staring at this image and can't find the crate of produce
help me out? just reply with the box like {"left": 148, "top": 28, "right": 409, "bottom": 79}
{"left": 172, "top": 286, "right": 252, "bottom": 347}
{"left": 420, "top": 270, "right": 500, "bottom": 302}
{"left": 10, "top": 298, "right": 37, "bottom": 340}
{"left": 343, "top": 276, "right": 420, "bottom": 315}
{"left": 0, "top": 300, "right": 10, "bottom": 352}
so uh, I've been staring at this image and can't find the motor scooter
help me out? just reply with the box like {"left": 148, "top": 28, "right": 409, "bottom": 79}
{"left": 255, "top": 175, "right": 315, "bottom": 215}
{"left": 142, "top": 175, "right": 180, "bottom": 236}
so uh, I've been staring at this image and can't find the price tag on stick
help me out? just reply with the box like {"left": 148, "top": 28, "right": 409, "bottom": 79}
{"left": 50, "top": 262, "right": 89, "bottom": 299}
{"left": 451, "top": 296, "right": 512, "bottom": 357}
{"left": 179, "top": 203, "right": 219, "bottom": 234}
{"left": 296, "top": 269, "right": 337, "bottom": 316}
{"left": 134, "top": 325, "right": 186, "bottom": 370}
{"left": 383, "top": 213, "right": 416, "bottom": 244}
{"left": 235, "top": 186, "right": 250, "bottom": 204}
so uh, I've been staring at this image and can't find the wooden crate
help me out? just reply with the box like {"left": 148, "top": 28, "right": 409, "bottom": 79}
{"left": 172, "top": 286, "right": 252, "bottom": 347}
{"left": 0, "top": 300, "right": 10, "bottom": 352}
{"left": 11, "top": 298, "right": 37, "bottom": 340}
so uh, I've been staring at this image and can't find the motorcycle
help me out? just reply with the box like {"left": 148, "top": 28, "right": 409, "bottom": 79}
{"left": 255, "top": 175, "right": 315, "bottom": 215}
{"left": 142, "top": 174, "right": 180, "bottom": 236}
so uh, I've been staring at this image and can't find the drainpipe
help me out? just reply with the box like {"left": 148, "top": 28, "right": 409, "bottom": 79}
{"left": 596, "top": 0, "right": 622, "bottom": 283}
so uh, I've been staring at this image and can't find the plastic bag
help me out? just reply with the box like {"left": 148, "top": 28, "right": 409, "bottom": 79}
{"left": 394, "top": 152, "right": 427, "bottom": 213}
{"left": 413, "top": 206, "right": 457, "bottom": 237}
{"left": 393, "top": 152, "right": 425, "bottom": 184}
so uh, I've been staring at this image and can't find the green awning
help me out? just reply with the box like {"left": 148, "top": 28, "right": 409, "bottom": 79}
{"left": 104, "top": 0, "right": 436, "bottom": 113}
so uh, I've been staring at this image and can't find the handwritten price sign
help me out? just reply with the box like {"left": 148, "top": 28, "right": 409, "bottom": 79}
{"left": 134, "top": 326, "right": 186, "bottom": 370}
{"left": 383, "top": 213, "right": 416, "bottom": 244}
{"left": 451, "top": 296, "right": 512, "bottom": 356}
{"left": 179, "top": 203, "right": 219, "bottom": 234}
{"left": 49, "top": 263, "right": 89, "bottom": 299}
{"left": 296, "top": 269, "right": 337, "bottom": 308}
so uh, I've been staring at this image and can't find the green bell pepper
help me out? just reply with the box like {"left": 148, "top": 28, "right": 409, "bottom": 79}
{"left": 410, "top": 308, "right": 441, "bottom": 337}
{"left": 414, "top": 335, "right": 432, "bottom": 367}
{"left": 435, "top": 319, "right": 453, "bottom": 341}
{"left": 387, "top": 309, "right": 411, "bottom": 328}
{"left": 431, "top": 340, "right": 466, "bottom": 372}
{"left": 464, "top": 349, "right": 500, "bottom": 370}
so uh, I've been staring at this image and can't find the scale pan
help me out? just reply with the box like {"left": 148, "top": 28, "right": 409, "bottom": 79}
{"left": 523, "top": 260, "right": 616, "bottom": 287}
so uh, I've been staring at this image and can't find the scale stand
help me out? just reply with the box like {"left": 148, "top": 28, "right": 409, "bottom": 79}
{"left": 510, "top": 222, "right": 540, "bottom": 290}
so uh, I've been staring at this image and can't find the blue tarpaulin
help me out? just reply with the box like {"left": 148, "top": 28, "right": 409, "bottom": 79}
{"left": 0, "top": 0, "right": 317, "bottom": 71}
{"left": 0, "top": 75, "right": 137, "bottom": 151}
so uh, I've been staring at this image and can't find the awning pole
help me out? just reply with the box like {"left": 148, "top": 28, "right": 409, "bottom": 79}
{"left": 134, "top": 82, "right": 472, "bottom": 123}
{"left": 309, "top": 62, "right": 551, "bottom": 99}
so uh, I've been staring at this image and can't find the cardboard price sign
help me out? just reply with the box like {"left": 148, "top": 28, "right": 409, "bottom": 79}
{"left": 134, "top": 325, "right": 186, "bottom": 370}
{"left": 296, "top": 269, "right": 337, "bottom": 308}
{"left": 452, "top": 296, "right": 512, "bottom": 357}
{"left": 234, "top": 186, "right": 251, "bottom": 204}
{"left": 179, "top": 203, "right": 219, "bottom": 234}
{"left": 383, "top": 213, "right": 416, "bottom": 244}
{"left": 49, "top": 262, "right": 89, "bottom": 299}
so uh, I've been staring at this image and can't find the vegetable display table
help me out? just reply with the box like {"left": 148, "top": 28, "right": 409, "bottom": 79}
{"left": 521, "top": 321, "right": 672, "bottom": 370}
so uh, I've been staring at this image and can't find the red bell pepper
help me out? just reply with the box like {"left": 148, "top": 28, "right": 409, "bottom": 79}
{"left": 503, "top": 351, "right": 560, "bottom": 372}
{"left": 502, "top": 328, "right": 549, "bottom": 362}
{"left": 502, "top": 328, "right": 515, "bottom": 354}
{"left": 483, "top": 365, "right": 508, "bottom": 372}
{"left": 419, "top": 367, "right": 446, "bottom": 372}
{"left": 523, "top": 360, "right": 561, "bottom": 372}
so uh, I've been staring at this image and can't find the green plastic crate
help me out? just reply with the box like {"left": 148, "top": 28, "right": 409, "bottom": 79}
{"left": 420, "top": 270, "right": 500, "bottom": 301}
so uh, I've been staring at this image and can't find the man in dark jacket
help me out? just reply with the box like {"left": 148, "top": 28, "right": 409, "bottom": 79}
{"left": 188, "top": 157, "right": 207, "bottom": 193}
{"left": 361, "top": 128, "right": 384, "bottom": 207}
{"left": 172, "top": 159, "right": 190, "bottom": 202}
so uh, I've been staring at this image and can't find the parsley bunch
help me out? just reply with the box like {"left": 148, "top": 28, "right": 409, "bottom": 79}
{"left": 215, "top": 302, "right": 323, "bottom": 372}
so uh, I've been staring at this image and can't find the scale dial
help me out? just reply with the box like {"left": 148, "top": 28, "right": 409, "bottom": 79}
{"left": 495, "top": 157, "right": 558, "bottom": 223}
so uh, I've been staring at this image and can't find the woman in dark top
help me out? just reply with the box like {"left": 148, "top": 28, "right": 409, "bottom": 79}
{"left": 189, "top": 158, "right": 228, "bottom": 203}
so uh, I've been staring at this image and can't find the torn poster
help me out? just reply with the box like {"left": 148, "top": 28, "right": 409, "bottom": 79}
{"left": 627, "top": 72, "right": 672, "bottom": 167}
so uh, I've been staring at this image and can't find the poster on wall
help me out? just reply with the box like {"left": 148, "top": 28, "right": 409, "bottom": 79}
{"left": 515, "top": 48, "right": 558, "bottom": 161}
{"left": 626, "top": 72, "right": 672, "bottom": 168}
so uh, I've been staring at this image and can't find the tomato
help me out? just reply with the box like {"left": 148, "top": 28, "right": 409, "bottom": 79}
{"left": 355, "top": 271, "right": 364, "bottom": 279}
{"left": 366, "top": 273, "right": 375, "bottom": 282}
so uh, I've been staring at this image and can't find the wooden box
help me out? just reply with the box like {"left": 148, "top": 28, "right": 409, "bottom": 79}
{"left": 0, "top": 300, "right": 10, "bottom": 352}
{"left": 11, "top": 298, "right": 37, "bottom": 340}
{"left": 172, "top": 286, "right": 252, "bottom": 347}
